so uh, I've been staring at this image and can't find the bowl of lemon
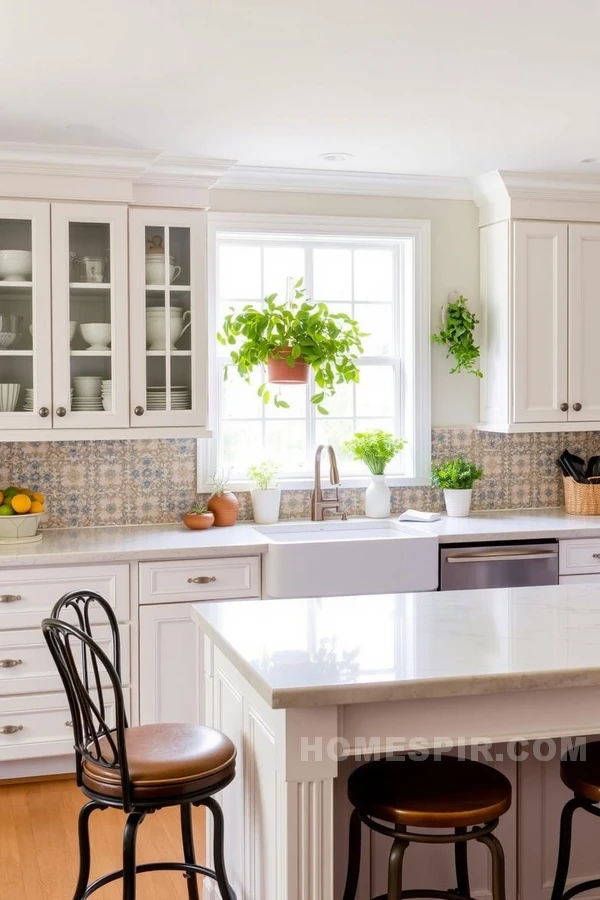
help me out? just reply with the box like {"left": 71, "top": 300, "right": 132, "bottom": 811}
{"left": 0, "top": 487, "right": 46, "bottom": 544}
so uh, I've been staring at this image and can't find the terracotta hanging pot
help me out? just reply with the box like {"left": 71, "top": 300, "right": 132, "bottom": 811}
{"left": 207, "top": 491, "right": 240, "bottom": 527}
{"left": 182, "top": 511, "right": 214, "bottom": 530}
{"left": 267, "top": 347, "right": 310, "bottom": 385}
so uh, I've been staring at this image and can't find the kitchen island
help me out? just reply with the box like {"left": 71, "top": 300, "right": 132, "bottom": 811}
{"left": 193, "top": 584, "right": 600, "bottom": 900}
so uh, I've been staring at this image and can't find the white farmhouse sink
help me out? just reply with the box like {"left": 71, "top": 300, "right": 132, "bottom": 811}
{"left": 254, "top": 520, "right": 438, "bottom": 598}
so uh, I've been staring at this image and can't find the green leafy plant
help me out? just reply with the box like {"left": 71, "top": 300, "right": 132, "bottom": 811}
{"left": 206, "top": 467, "right": 232, "bottom": 496}
{"left": 248, "top": 461, "right": 280, "bottom": 490}
{"left": 344, "top": 430, "right": 406, "bottom": 475}
{"left": 432, "top": 295, "right": 482, "bottom": 378}
{"left": 189, "top": 502, "right": 210, "bottom": 514}
{"left": 218, "top": 278, "right": 366, "bottom": 413}
{"left": 431, "top": 457, "right": 483, "bottom": 490}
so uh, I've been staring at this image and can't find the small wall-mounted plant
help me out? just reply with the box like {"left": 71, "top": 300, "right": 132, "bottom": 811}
{"left": 432, "top": 293, "right": 482, "bottom": 378}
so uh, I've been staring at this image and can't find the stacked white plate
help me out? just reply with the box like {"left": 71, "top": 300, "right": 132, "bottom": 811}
{"left": 23, "top": 388, "right": 74, "bottom": 412}
{"left": 101, "top": 380, "right": 112, "bottom": 412}
{"left": 146, "top": 385, "right": 191, "bottom": 410}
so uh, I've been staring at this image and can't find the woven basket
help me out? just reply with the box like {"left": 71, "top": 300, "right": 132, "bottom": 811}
{"left": 563, "top": 476, "right": 600, "bottom": 515}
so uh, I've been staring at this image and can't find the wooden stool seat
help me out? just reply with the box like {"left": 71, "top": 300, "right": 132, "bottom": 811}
{"left": 348, "top": 755, "right": 512, "bottom": 829}
{"left": 82, "top": 723, "right": 237, "bottom": 803}
{"left": 560, "top": 740, "right": 600, "bottom": 802}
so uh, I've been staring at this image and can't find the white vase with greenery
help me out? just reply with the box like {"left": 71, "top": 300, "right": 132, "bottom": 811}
{"left": 248, "top": 461, "right": 281, "bottom": 524}
{"left": 431, "top": 457, "right": 483, "bottom": 518}
{"left": 344, "top": 430, "right": 406, "bottom": 518}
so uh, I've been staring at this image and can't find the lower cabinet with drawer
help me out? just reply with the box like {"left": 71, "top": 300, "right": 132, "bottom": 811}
{"left": 138, "top": 556, "right": 261, "bottom": 726}
{"left": 559, "top": 539, "right": 600, "bottom": 581}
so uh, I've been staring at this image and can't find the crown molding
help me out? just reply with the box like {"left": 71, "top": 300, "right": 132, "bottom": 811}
{"left": 138, "top": 155, "right": 237, "bottom": 188}
{"left": 472, "top": 169, "right": 600, "bottom": 225}
{"left": 215, "top": 165, "right": 474, "bottom": 201}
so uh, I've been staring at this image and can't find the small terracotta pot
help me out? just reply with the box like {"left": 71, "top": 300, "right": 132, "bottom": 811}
{"left": 267, "top": 347, "right": 309, "bottom": 384}
{"left": 207, "top": 491, "right": 240, "bottom": 527}
{"left": 183, "top": 511, "right": 214, "bottom": 531}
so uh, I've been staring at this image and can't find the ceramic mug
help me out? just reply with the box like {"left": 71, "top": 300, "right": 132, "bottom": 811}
{"left": 145, "top": 257, "right": 181, "bottom": 285}
{"left": 146, "top": 310, "right": 191, "bottom": 349}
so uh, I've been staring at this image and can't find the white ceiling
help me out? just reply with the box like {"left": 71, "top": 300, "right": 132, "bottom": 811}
{"left": 4, "top": 0, "right": 600, "bottom": 179}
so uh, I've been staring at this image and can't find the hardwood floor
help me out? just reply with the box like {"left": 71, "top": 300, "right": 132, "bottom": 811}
{"left": 0, "top": 778, "right": 206, "bottom": 900}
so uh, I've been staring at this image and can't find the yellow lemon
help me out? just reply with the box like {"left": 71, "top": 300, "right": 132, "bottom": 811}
{"left": 32, "top": 492, "right": 45, "bottom": 505}
{"left": 11, "top": 494, "right": 32, "bottom": 514}
{"left": 30, "top": 500, "right": 45, "bottom": 514}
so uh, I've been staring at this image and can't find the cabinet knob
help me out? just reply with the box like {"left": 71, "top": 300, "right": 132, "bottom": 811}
{"left": 56, "top": 406, "right": 67, "bottom": 417}
{"left": 0, "top": 659, "right": 22, "bottom": 668}
{"left": 38, "top": 406, "right": 49, "bottom": 418}
{"left": 0, "top": 595, "right": 21, "bottom": 603}
{"left": 0, "top": 725, "right": 23, "bottom": 735}
{"left": 187, "top": 576, "right": 217, "bottom": 584}
{"left": 560, "top": 403, "right": 569, "bottom": 412}
{"left": 65, "top": 720, "right": 73, "bottom": 728}
{"left": 134, "top": 406, "right": 145, "bottom": 417}
{"left": 573, "top": 403, "right": 583, "bottom": 412}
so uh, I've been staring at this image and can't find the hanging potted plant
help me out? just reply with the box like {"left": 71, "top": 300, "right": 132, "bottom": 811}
{"left": 206, "top": 468, "right": 239, "bottom": 527}
{"left": 432, "top": 293, "right": 483, "bottom": 378}
{"left": 218, "top": 278, "right": 365, "bottom": 412}
{"left": 344, "top": 430, "right": 406, "bottom": 518}
{"left": 431, "top": 456, "right": 483, "bottom": 517}
{"left": 247, "top": 461, "right": 281, "bottom": 524}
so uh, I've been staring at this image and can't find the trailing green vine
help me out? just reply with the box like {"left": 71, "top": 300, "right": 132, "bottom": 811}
{"left": 432, "top": 294, "right": 482, "bottom": 378}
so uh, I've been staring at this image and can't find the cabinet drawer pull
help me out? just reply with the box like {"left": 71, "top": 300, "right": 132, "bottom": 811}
{"left": 0, "top": 595, "right": 21, "bottom": 603}
{"left": 65, "top": 720, "right": 73, "bottom": 728}
{"left": 0, "top": 725, "right": 23, "bottom": 735}
{"left": 593, "top": 554, "right": 600, "bottom": 559}
{"left": 0, "top": 659, "right": 22, "bottom": 668}
{"left": 187, "top": 576, "right": 217, "bottom": 584}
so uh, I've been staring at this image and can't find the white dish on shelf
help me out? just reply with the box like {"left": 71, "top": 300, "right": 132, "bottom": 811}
{"left": 73, "top": 375, "right": 102, "bottom": 398}
{"left": 0, "top": 250, "right": 32, "bottom": 282}
{"left": 80, "top": 323, "right": 111, "bottom": 350}
{"left": 0, "top": 383, "right": 20, "bottom": 411}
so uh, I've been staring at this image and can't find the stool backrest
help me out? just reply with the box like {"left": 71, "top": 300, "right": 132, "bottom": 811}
{"left": 42, "top": 615, "right": 132, "bottom": 809}
{"left": 51, "top": 589, "right": 123, "bottom": 683}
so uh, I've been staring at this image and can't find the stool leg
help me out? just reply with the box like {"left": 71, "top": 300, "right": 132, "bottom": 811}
{"left": 180, "top": 803, "right": 201, "bottom": 900}
{"left": 73, "top": 801, "right": 102, "bottom": 900}
{"left": 122, "top": 811, "right": 145, "bottom": 900}
{"left": 477, "top": 832, "right": 506, "bottom": 900}
{"left": 342, "top": 808, "right": 362, "bottom": 900}
{"left": 387, "top": 837, "right": 408, "bottom": 900}
{"left": 454, "top": 827, "right": 471, "bottom": 898}
{"left": 551, "top": 797, "right": 580, "bottom": 900}
{"left": 203, "top": 797, "right": 237, "bottom": 900}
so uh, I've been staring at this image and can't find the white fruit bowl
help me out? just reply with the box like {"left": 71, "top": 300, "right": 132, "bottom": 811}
{"left": 0, "top": 512, "right": 44, "bottom": 544}
{"left": 0, "top": 250, "right": 32, "bottom": 282}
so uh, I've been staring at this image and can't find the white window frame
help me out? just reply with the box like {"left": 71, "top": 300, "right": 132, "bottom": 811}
{"left": 198, "top": 212, "right": 431, "bottom": 491}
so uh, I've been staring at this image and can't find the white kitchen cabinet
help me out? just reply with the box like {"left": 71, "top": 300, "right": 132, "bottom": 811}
{"left": 480, "top": 219, "right": 600, "bottom": 431}
{"left": 129, "top": 207, "right": 207, "bottom": 429}
{"left": 139, "top": 602, "right": 199, "bottom": 726}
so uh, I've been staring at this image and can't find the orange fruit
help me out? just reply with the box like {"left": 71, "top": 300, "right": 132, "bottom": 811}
{"left": 32, "top": 492, "right": 45, "bottom": 505}
{"left": 0, "top": 491, "right": 3, "bottom": 506}
{"left": 30, "top": 500, "right": 45, "bottom": 514}
{"left": 22, "top": 489, "right": 35, "bottom": 499}
{"left": 11, "top": 494, "right": 32, "bottom": 514}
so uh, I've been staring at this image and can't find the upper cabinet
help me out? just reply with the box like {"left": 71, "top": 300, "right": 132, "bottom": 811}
{"left": 480, "top": 219, "right": 600, "bottom": 432}
{"left": 0, "top": 199, "right": 210, "bottom": 440}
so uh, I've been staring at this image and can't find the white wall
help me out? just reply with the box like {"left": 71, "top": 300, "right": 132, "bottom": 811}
{"left": 209, "top": 188, "right": 480, "bottom": 427}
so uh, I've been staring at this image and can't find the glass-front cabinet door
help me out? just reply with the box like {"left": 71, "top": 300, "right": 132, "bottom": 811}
{"left": 51, "top": 203, "right": 129, "bottom": 429}
{"left": 129, "top": 207, "right": 207, "bottom": 428}
{"left": 0, "top": 200, "right": 52, "bottom": 431}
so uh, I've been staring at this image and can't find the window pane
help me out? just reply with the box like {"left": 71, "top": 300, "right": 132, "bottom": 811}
{"left": 264, "top": 382, "right": 308, "bottom": 419}
{"left": 315, "top": 382, "right": 353, "bottom": 418}
{"left": 315, "top": 419, "right": 356, "bottom": 464}
{"left": 221, "top": 367, "right": 263, "bottom": 420}
{"left": 264, "top": 420, "right": 307, "bottom": 471}
{"left": 313, "top": 248, "right": 351, "bottom": 304}
{"left": 355, "top": 303, "right": 394, "bottom": 356}
{"left": 354, "top": 248, "right": 393, "bottom": 303}
{"left": 219, "top": 245, "right": 261, "bottom": 299}
{"left": 263, "top": 247, "right": 305, "bottom": 299}
{"left": 355, "top": 366, "right": 395, "bottom": 417}
{"left": 222, "top": 420, "right": 263, "bottom": 471}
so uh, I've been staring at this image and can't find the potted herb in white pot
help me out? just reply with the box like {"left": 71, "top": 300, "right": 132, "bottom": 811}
{"left": 344, "top": 430, "right": 406, "bottom": 518}
{"left": 431, "top": 457, "right": 483, "bottom": 518}
{"left": 248, "top": 461, "right": 281, "bottom": 524}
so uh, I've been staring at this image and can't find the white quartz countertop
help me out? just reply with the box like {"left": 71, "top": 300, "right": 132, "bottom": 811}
{"left": 192, "top": 583, "right": 600, "bottom": 709}
{"left": 0, "top": 522, "right": 269, "bottom": 567}
{"left": 417, "top": 508, "right": 600, "bottom": 543}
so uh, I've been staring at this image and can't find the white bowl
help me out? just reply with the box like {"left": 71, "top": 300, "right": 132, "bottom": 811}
{"left": 0, "top": 383, "right": 20, "bottom": 411}
{"left": 0, "top": 250, "right": 32, "bottom": 282}
{"left": 70, "top": 321, "right": 77, "bottom": 344}
{"left": 73, "top": 376, "right": 102, "bottom": 398}
{"left": 146, "top": 306, "right": 184, "bottom": 316}
{"left": 0, "top": 511, "right": 44, "bottom": 542}
{"left": 80, "top": 323, "right": 111, "bottom": 350}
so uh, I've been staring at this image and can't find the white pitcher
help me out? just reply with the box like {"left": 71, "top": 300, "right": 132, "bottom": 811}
{"left": 146, "top": 310, "right": 191, "bottom": 350}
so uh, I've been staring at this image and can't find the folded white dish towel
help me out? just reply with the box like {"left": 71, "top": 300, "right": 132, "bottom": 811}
{"left": 398, "top": 509, "right": 442, "bottom": 522}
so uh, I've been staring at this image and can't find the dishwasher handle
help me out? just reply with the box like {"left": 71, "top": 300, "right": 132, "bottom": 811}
{"left": 446, "top": 550, "right": 558, "bottom": 564}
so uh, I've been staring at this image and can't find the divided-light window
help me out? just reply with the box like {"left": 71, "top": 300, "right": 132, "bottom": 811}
{"left": 204, "top": 215, "right": 430, "bottom": 490}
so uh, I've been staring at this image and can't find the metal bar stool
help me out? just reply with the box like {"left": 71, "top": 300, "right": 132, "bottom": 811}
{"left": 42, "top": 589, "right": 237, "bottom": 900}
{"left": 342, "top": 755, "right": 511, "bottom": 900}
{"left": 552, "top": 740, "right": 600, "bottom": 900}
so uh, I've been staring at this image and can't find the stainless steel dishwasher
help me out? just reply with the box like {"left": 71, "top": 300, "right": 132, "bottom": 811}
{"left": 440, "top": 541, "right": 559, "bottom": 590}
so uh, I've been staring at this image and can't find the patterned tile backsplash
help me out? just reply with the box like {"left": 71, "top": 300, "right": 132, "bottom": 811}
{"left": 0, "top": 429, "right": 598, "bottom": 529}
